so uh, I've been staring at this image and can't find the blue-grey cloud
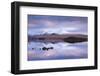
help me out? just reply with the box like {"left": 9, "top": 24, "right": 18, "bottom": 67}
{"left": 28, "top": 15, "right": 88, "bottom": 35}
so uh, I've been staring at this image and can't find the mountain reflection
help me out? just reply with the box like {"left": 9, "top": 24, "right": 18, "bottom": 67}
{"left": 28, "top": 34, "right": 88, "bottom": 60}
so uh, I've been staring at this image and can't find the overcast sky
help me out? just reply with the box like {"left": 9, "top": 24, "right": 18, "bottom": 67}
{"left": 28, "top": 15, "right": 88, "bottom": 35}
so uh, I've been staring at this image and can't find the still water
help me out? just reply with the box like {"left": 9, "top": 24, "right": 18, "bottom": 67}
{"left": 28, "top": 42, "right": 88, "bottom": 61}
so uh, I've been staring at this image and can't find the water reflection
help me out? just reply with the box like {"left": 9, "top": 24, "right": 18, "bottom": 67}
{"left": 28, "top": 41, "right": 88, "bottom": 61}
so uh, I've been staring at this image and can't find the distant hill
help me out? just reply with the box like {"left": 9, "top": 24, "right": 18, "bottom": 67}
{"left": 28, "top": 34, "right": 87, "bottom": 43}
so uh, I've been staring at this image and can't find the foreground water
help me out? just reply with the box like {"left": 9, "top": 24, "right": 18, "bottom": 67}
{"left": 28, "top": 42, "right": 88, "bottom": 61}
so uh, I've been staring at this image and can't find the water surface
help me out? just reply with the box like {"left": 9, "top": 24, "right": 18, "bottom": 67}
{"left": 28, "top": 42, "right": 88, "bottom": 61}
